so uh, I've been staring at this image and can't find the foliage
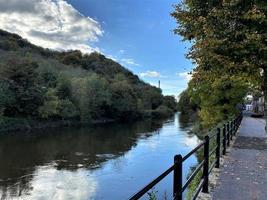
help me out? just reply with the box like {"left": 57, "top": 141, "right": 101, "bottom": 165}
{"left": 0, "top": 79, "right": 15, "bottom": 116}
{"left": 110, "top": 79, "right": 140, "bottom": 120}
{"left": 147, "top": 188, "right": 158, "bottom": 200}
{"left": 59, "top": 99, "right": 79, "bottom": 119}
{"left": 177, "top": 89, "right": 198, "bottom": 115}
{"left": 151, "top": 105, "right": 173, "bottom": 119}
{"left": 60, "top": 50, "right": 83, "bottom": 66}
{"left": 0, "top": 59, "right": 44, "bottom": 117}
{"left": 0, "top": 29, "right": 177, "bottom": 125}
{"left": 172, "top": 0, "right": 267, "bottom": 127}
{"left": 71, "top": 74, "right": 111, "bottom": 122}
{"left": 163, "top": 95, "right": 177, "bottom": 111}
{"left": 189, "top": 74, "right": 248, "bottom": 127}
{"left": 0, "top": 117, "right": 29, "bottom": 132}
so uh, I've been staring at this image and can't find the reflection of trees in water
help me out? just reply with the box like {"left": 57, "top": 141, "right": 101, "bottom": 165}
{"left": 178, "top": 113, "right": 192, "bottom": 128}
{"left": 178, "top": 111, "right": 199, "bottom": 130}
{"left": 0, "top": 119, "right": 166, "bottom": 198}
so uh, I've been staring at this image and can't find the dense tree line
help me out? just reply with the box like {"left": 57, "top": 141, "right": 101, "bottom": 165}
{"left": 172, "top": 0, "right": 266, "bottom": 128}
{"left": 0, "top": 29, "right": 177, "bottom": 125}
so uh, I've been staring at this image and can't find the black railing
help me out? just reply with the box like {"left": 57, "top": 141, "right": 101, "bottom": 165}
{"left": 129, "top": 113, "right": 243, "bottom": 200}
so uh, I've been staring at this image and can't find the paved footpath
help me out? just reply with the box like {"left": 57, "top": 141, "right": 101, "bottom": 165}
{"left": 212, "top": 116, "right": 267, "bottom": 200}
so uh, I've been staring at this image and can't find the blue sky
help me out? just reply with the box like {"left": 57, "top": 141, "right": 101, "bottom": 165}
{"left": 0, "top": 0, "right": 193, "bottom": 96}
{"left": 67, "top": 0, "right": 193, "bottom": 95}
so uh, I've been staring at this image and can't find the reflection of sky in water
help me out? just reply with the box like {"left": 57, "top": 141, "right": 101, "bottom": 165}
{"left": 1, "top": 167, "right": 98, "bottom": 200}
{"left": 182, "top": 135, "right": 200, "bottom": 148}
{"left": 0, "top": 113, "right": 200, "bottom": 199}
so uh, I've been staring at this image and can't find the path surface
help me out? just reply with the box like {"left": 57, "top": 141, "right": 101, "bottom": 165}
{"left": 212, "top": 116, "right": 267, "bottom": 200}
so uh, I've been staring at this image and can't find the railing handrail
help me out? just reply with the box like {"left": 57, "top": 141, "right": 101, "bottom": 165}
{"left": 128, "top": 164, "right": 177, "bottom": 199}
{"left": 129, "top": 113, "right": 243, "bottom": 200}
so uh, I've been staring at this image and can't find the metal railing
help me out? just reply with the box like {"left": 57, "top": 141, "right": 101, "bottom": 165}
{"left": 129, "top": 113, "right": 243, "bottom": 200}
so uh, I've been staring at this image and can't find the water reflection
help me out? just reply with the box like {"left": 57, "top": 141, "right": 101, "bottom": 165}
{"left": 0, "top": 113, "right": 200, "bottom": 199}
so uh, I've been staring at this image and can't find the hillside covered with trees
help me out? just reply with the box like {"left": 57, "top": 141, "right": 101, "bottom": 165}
{"left": 0, "top": 29, "right": 177, "bottom": 131}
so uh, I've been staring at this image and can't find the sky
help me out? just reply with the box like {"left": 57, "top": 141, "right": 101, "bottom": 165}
{"left": 0, "top": 0, "right": 194, "bottom": 96}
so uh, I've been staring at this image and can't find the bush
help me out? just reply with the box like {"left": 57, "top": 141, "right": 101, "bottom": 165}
{"left": 71, "top": 74, "right": 111, "bottom": 122}
{"left": 0, "top": 59, "right": 44, "bottom": 116}
{"left": 0, "top": 117, "right": 29, "bottom": 132}
{"left": 163, "top": 95, "right": 177, "bottom": 111}
{"left": 38, "top": 89, "right": 60, "bottom": 119}
{"left": 0, "top": 79, "right": 15, "bottom": 116}
{"left": 151, "top": 105, "right": 173, "bottom": 119}
{"left": 59, "top": 99, "right": 79, "bottom": 119}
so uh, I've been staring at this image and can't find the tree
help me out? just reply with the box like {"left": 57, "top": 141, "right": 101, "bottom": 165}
{"left": 110, "top": 80, "right": 139, "bottom": 120}
{"left": 140, "top": 86, "right": 163, "bottom": 110}
{"left": 38, "top": 88, "right": 60, "bottom": 119}
{"left": 39, "top": 88, "right": 79, "bottom": 119}
{"left": 172, "top": 0, "right": 266, "bottom": 127}
{"left": 0, "top": 59, "right": 44, "bottom": 117}
{"left": 178, "top": 89, "right": 198, "bottom": 114}
{"left": 71, "top": 74, "right": 111, "bottom": 122}
{"left": 60, "top": 50, "right": 83, "bottom": 66}
{"left": 58, "top": 99, "right": 79, "bottom": 119}
{"left": 56, "top": 73, "right": 72, "bottom": 99}
{"left": 0, "top": 79, "right": 15, "bottom": 116}
{"left": 163, "top": 95, "right": 177, "bottom": 111}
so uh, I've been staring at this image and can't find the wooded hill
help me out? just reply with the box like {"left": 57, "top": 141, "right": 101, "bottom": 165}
{"left": 0, "top": 29, "right": 177, "bottom": 127}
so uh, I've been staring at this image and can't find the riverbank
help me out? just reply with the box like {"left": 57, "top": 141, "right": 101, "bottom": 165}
{"left": 0, "top": 117, "right": 86, "bottom": 133}
{"left": 0, "top": 109, "right": 175, "bottom": 133}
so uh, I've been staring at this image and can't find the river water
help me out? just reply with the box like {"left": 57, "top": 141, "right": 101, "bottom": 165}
{"left": 0, "top": 113, "right": 200, "bottom": 200}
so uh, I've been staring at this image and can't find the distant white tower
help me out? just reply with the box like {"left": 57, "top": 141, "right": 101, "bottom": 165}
{"left": 158, "top": 80, "right": 161, "bottom": 89}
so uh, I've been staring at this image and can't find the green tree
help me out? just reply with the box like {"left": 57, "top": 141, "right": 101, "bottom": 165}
{"left": 110, "top": 80, "right": 139, "bottom": 120}
{"left": 39, "top": 88, "right": 79, "bottom": 119}
{"left": 178, "top": 89, "right": 198, "bottom": 114}
{"left": 141, "top": 86, "right": 163, "bottom": 110}
{"left": 56, "top": 73, "right": 72, "bottom": 99}
{"left": 71, "top": 74, "right": 111, "bottom": 122}
{"left": 172, "top": 0, "right": 266, "bottom": 127}
{"left": 60, "top": 50, "right": 83, "bottom": 66}
{"left": 0, "top": 59, "right": 44, "bottom": 117}
{"left": 59, "top": 99, "right": 79, "bottom": 119}
{"left": 38, "top": 88, "right": 60, "bottom": 119}
{"left": 0, "top": 79, "right": 15, "bottom": 116}
{"left": 163, "top": 95, "right": 177, "bottom": 111}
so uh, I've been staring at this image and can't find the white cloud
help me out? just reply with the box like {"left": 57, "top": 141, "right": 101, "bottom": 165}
{"left": 119, "top": 49, "right": 125, "bottom": 54}
{"left": 177, "top": 72, "right": 192, "bottom": 82}
{"left": 140, "top": 71, "right": 162, "bottom": 78}
{"left": 121, "top": 58, "right": 139, "bottom": 66}
{"left": 0, "top": 0, "right": 103, "bottom": 53}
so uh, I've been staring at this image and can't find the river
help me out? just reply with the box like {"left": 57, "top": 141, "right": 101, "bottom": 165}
{"left": 0, "top": 113, "right": 200, "bottom": 200}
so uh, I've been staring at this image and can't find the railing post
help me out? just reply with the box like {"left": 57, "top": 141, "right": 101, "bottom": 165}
{"left": 222, "top": 124, "right": 226, "bottom": 155}
{"left": 230, "top": 121, "right": 233, "bottom": 140}
{"left": 235, "top": 117, "right": 238, "bottom": 133}
{"left": 215, "top": 128, "right": 221, "bottom": 168}
{"left": 202, "top": 136, "right": 210, "bottom": 193}
{"left": 234, "top": 118, "right": 237, "bottom": 135}
{"left": 173, "top": 154, "right": 182, "bottom": 200}
{"left": 227, "top": 122, "right": 230, "bottom": 146}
